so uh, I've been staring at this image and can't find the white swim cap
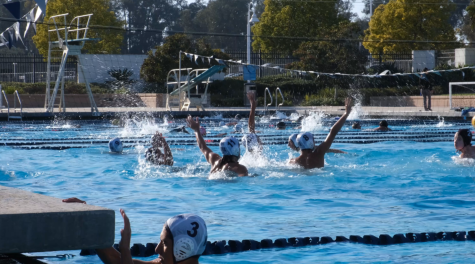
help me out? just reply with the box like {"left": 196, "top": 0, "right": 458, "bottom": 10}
{"left": 219, "top": 137, "right": 240, "bottom": 157}
{"left": 108, "top": 138, "right": 123, "bottom": 153}
{"left": 166, "top": 214, "right": 207, "bottom": 262}
{"left": 289, "top": 134, "right": 298, "bottom": 148}
{"left": 241, "top": 133, "right": 259, "bottom": 150}
{"left": 234, "top": 124, "right": 243, "bottom": 132}
{"left": 297, "top": 132, "right": 314, "bottom": 150}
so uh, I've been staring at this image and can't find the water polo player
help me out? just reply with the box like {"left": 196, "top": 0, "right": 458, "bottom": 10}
{"left": 63, "top": 197, "right": 208, "bottom": 264}
{"left": 109, "top": 138, "right": 123, "bottom": 153}
{"left": 374, "top": 120, "right": 392, "bottom": 132}
{"left": 187, "top": 116, "right": 248, "bottom": 176}
{"left": 454, "top": 129, "right": 475, "bottom": 159}
{"left": 288, "top": 133, "right": 347, "bottom": 154}
{"left": 145, "top": 132, "right": 174, "bottom": 166}
{"left": 290, "top": 97, "right": 353, "bottom": 169}
{"left": 241, "top": 92, "right": 263, "bottom": 153}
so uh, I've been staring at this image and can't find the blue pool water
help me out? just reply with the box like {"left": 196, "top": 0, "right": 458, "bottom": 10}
{"left": 1, "top": 115, "right": 475, "bottom": 263}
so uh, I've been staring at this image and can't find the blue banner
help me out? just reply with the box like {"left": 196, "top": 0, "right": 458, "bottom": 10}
{"left": 243, "top": 65, "right": 257, "bottom": 81}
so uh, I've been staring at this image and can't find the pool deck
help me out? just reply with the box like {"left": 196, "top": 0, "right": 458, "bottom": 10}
{"left": 0, "top": 186, "right": 115, "bottom": 254}
{"left": 0, "top": 106, "right": 472, "bottom": 120}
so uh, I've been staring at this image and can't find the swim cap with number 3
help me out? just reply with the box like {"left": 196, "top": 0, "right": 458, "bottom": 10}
{"left": 166, "top": 214, "right": 207, "bottom": 262}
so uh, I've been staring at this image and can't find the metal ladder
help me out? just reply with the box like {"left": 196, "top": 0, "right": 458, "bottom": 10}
{"left": 264, "top": 87, "right": 273, "bottom": 114}
{"left": 275, "top": 87, "right": 284, "bottom": 110}
{"left": 1, "top": 89, "right": 22, "bottom": 121}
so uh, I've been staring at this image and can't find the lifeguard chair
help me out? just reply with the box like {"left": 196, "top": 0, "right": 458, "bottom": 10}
{"left": 166, "top": 68, "right": 191, "bottom": 111}
{"left": 44, "top": 13, "right": 99, "bottom": 114}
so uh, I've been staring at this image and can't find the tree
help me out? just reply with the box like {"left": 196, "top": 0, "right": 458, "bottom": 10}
{"left": 32, "top": 0, "right": 124, "bottom": 57}
{"left": 251, "top": 0, "right": 351, "bottom": 54}
{"left": 288, "top": 22, "right": 367, "bottom": 74}
{"left": 140, "top": 34, "right": 230, "bottom": 84}
{"left": 116, "top": 0, "right": 182, "bottom": 54}
{"left": 363, "top": 0, "right": 459, "bottom": 54}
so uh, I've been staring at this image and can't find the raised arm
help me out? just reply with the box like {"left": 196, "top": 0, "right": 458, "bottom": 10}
{"left": 317, "top": 98, "right": 353, "bottom": 153}
{"left": 247, "top": 92, "right": 257, "bottom": 134}
{"left": 155, "top": 133, "right": 173, "bottom": 166}
{"left": 186, "top": 116, "right": 221, "bottom": 165}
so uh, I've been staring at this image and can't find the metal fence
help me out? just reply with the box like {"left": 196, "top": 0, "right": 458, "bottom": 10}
{"left": 365, "top": 52, "right": 413, "bottom": 73}
{"left": 0, "top": 54, "right": 78, "bottom": 83}
{"left": 436, "top": 50, "right": 455, "bottom": 67}
{"left": 224, "top": 50, "right": 300, "bottom": 78}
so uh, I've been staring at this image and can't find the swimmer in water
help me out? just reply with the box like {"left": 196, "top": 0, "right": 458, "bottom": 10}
{"left": 225, "top": 114, "right": 242, "bottom": 127}
{"left": 352, "top": 122, "right": 361, "bottom": 129}
{"left": 288, "top": 133, "right": 347, "bottom": 154}
{"left": 169, "top": 126, "right": 190, "bottom": 134}
{"left": 63, "top": 198, "right": 207, "bottom": 264}
{"left": 290, "top": 97, "right": 353, "bottom": 169}
{"left": 200, "top": 126, "right": 207, "bottom": 136}
{"left": 373, "top": 120, "right": 392, "bottom": 132}
{"left": 145, "top": 132, "right": 174, "bottom": 166}
{"left": 276, "top": 121, "right": 286, "bottom": 130}
{"left": 241, "top": 92, "right": 263, "bottom": 153}
{"left": 454, "top": 129, "right": 475, "bottom": 159}
{"left": 187, "top": 116, "right": 248, "bottom": 176}
{"left": 109, "top": 138, "right": 123, "bottom": 153}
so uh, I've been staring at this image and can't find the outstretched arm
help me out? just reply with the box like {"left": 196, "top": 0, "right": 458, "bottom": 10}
{"left": 327, "top": 149, "right": 347, "bottom": 154}
{"left": 155, "top": 133, "right": 173, "bottom": 166}
{"left": 63, "top": 199, "right": 158, "bottom": 264}
{"left": 317, "top": 98, "right": 353, "bottom": 153}
{"left": 186, "top": 116, "right": 221, "bottom": 165}
{"left": 247, "top": 92, "right": 257, "bottom": 134}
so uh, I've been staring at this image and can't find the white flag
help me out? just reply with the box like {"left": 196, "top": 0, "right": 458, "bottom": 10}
{"left": 194, "top": 55, "right": 199, "bottom": 64}
{"left": 35, "top": 6, "right": 43, "bottom": 22}
{"left": 13, "top": 22, "right": 24, "bottom": 46}
{"left": 24, "top": 12, "right": 32, "bottom": 38}
{"left": 0, "top": 33, "right": 5, "bottom": 47}
{"left": 34, "top": 0, "right": 47, "bottom": 13}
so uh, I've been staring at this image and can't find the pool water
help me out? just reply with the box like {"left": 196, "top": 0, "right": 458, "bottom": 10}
{"left": 1, "top": 116, "right": 475, "bottom": 263}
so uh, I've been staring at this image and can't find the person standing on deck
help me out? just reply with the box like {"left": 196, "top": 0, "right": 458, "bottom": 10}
{"left": 420, "top": 68, "right": 433, "bottom": 111}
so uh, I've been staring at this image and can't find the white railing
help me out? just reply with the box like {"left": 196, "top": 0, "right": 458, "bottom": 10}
{"left": 264, "top": 87, "right": 273, "bottom": 114}
{"left": 275, "top": 87, "right": 284, "bottom": 110}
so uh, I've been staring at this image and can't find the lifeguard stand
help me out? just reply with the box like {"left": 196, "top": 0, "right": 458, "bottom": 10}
{"left": 44, "top": 13, "right": 99, "bottom": 114}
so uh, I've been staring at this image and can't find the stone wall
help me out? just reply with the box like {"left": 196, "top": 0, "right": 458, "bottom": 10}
{"left": 370, "top": 95, "right": 475, "bottom": 107}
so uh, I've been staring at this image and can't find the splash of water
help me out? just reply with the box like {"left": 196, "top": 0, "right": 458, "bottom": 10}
{"left": 203, "top": 113, "right": 223, "bottom": 119}
{"left": 289, "top": 113, "right": 300, "bottom": 121}
{"left": 348, "top": 101, "right": 365, "bottom": 120}
{"left": 452, "top": 155, "right": 475, "bottom": 166}
{"left": 271, "top": 111, "right": 288, "bottom": 119}
{"left": 301, "top": 111, "right": 326, "bottom": 131}
{"left": 119, "top": 117, "right": 167, "bottom": 138}
{"left": 436, "top": 116, "right": 453, "bottom": 127}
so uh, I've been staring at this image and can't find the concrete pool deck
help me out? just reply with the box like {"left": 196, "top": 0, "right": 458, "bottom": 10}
{"left": 0, "top": 186, "right": 114, "bottom": 254}
{"left": 0, "top": 106, "right": 472, "bottom": 120}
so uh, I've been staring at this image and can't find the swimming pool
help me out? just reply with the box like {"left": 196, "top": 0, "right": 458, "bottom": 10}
{"left": 1, "top": 114, "right": 474, "bottom": 263}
